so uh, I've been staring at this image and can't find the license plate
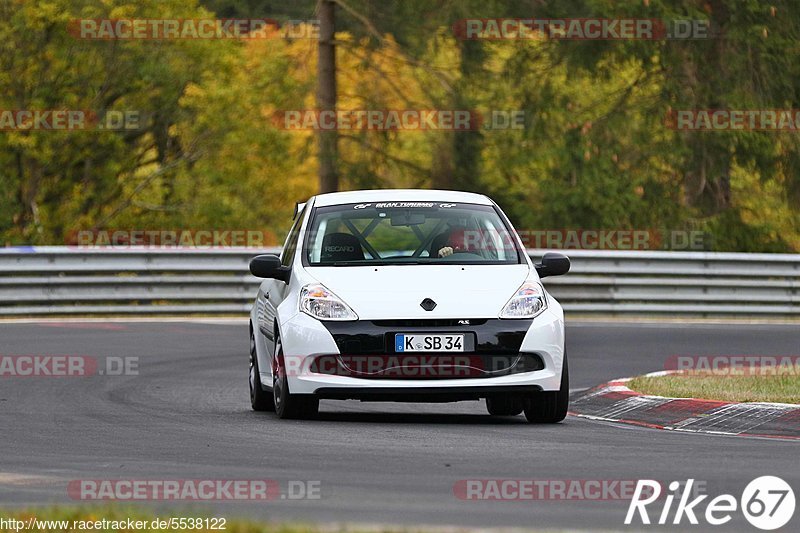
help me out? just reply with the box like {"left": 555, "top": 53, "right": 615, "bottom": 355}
{"left": 395, "top": 334, "right": 465, "bottom": 353}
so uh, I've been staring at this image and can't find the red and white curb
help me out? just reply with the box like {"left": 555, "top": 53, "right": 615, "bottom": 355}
{"left": 569, "top": 371, "right": 800, "bottom": 440}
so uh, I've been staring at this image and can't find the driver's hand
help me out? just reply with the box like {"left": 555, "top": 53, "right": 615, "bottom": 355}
{"left": 438, "top": 246, "right": 454, "bottom": 257}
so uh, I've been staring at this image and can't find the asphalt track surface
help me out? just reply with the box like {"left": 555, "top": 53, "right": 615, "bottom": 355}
{"left": 1, "top": 320, "right": 798, "bottom": 531}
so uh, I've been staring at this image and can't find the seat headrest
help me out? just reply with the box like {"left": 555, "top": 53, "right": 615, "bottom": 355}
{"left": 320, "top": 233, "right": 364, "bottom": 262}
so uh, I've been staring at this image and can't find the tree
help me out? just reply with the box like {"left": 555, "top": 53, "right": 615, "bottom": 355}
{"left": 317, "top": 0, "right": 338, "bottom": 192}
{"left": 0, "top": 0, "right": 230, "bottom": 243}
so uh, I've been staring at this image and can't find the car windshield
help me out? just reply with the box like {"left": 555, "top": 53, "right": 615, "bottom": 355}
{"left": 304, "top": 202, "right": 522, "bottom": 266}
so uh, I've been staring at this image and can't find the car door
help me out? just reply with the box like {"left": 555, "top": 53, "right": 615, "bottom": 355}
{"left": 256, "top": 207, "right": 305, "bottom": 359}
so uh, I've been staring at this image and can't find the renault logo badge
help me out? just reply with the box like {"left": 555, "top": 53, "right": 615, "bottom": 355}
{"left": 420, "top": 298, "right": 437, "bottom": 311}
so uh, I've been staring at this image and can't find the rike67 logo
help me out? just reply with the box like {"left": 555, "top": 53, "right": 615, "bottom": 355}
{"left": 626, "top": 477, "right": 795, "bottom": 530}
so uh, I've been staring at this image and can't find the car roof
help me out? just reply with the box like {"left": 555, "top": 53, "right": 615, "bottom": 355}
{"left": 310, "top": 189, "right": 493, "bottom": 207}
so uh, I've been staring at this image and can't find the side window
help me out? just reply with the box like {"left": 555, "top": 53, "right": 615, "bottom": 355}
{"left": 280, "top": 208, "right": 305, "bottom": 267}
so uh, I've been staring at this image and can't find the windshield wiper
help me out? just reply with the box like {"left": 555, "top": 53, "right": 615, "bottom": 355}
{"left": 330, "top": 260, "right": 369, "bottom": 266}
{"left": 323, "top": 260, "right": 426, "bottom": 266}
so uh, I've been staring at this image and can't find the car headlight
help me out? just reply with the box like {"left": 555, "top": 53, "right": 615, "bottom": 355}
{"left": 499, "top": 281, "right": 548, "bottom": 319}
{"left": 300, "top": 283, "right": 359, "bottom": 321}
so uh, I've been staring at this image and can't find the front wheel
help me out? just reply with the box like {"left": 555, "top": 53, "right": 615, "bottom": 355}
{"left": 524, "top": 353, "right": 569, "bottom": 423}
{"left": 273, "top": 335, "right": 319, "bottom": 420}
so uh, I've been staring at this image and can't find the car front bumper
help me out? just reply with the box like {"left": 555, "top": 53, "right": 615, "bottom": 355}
{"left": 275, "top": 307, "right": 565, "bottom": 397}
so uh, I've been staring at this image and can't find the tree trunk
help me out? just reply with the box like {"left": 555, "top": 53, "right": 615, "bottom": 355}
{"left": 317, "top": 0, "right": 338, "bottom": 193}
{"left": 452, "top": 39, "right": 483, "bottom": 192}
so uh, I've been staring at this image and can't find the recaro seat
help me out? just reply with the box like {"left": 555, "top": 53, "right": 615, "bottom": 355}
{"left": 320, "top": 232, "right": 365, "bottom": 262}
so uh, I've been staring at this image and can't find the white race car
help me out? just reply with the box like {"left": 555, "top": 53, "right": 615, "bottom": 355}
{"left": 248, "top": 189, "right": 570, "bottom": 421}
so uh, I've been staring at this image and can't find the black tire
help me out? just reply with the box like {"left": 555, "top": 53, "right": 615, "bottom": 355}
{"left": 250, "top": 326, "right": 275, "bottom": 411}
{"left": 273, "top": 335, "right": 319, "bottom": 420}
{"left": 523, "top": 353, "right": 569, "bottom": 423}
{"left": 486, "top": 396, "right": 524, "bottom": 416}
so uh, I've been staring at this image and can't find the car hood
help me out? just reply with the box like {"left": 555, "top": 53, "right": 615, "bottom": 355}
{"left": 304, "top": 264, "right": 532, "bottom": 320}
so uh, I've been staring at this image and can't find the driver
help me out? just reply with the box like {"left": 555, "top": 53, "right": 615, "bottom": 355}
{"left": 437, "top": 227, "right": 477, "bottom": 257}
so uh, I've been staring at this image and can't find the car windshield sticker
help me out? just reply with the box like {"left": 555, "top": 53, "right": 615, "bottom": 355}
{"left": 374, "top": 202, "right": 434, "bottom": 208}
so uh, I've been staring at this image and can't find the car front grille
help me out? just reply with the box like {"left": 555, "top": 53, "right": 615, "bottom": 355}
{"left": 371, "top": 319, "right": 488, "bottom": 327}
{"left": 309, "top": 352, "right": 544, "bottom": 379}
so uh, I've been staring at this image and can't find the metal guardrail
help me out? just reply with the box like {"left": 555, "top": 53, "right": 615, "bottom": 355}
{"left": 0, "top": 247, "right": 798, "bottom": 317}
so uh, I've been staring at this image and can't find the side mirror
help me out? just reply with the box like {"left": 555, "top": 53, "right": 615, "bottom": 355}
{"left": 535, "top": 252, "right": 570, "bottom": 278}
{"left": 249, "top": 254, "right": 290, "bottom": 282}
